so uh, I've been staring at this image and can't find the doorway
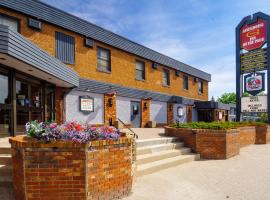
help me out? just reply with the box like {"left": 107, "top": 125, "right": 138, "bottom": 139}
{"left": 130, "top": 101, "right": 141, "bottom": 128}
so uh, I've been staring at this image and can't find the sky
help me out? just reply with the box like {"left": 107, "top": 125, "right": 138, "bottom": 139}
{"left": 43, "top": 0, "right": 270, "bottom": 99}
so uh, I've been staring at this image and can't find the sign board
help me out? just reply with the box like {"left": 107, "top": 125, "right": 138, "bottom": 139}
{"left": 241, "top": 96, "right": 267, "bottom": 112}
{"left": 244, "top": 72, "right": 265, "bottom": 96}
{"left": 79, "top": 96, "right": 94, "bottom": 112}
{"left": 240, "top": 18, "right": 267, "bottom": 51}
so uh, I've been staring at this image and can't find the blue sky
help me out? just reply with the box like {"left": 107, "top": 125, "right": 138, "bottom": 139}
{"left": 43, "top": 0, "right": 270, "bottom": 99}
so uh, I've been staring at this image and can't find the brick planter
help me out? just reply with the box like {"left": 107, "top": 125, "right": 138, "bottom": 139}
{"left": 9, "top": 136, "right": 133, "bottom": 200}
{"left": 255, "top": 125, "right": 270, "bottom": 144}
{"left": 239, "top": 126, "right": 256, "bottom": 147}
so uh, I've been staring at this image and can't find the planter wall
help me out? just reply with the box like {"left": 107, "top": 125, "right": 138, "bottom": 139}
{"left": 239, "top": 126, "right": 256, "bottom": 147}
{"left": 255, "top": 125, "right": 270, "bottom": 144}
{"left": 10, "top": 136, "right": 133, "bottom": 200}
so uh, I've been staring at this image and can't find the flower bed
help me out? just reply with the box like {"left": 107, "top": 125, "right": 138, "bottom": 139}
{"left": 10, "top": 121, "right": 133, "bottom": 200}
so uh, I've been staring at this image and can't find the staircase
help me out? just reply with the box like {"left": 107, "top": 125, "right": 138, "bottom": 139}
{"left": 0, "top": 146, "right": 12, "bottom": 188}
{"left": 135, "top": 137, "right": 199, "bottom": 177}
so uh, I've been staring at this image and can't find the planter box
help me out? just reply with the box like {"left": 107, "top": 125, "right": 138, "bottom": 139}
{"left": 10, "top": 136, "right": 133, "bottom": 200}
{"left": 238, "top": 126, "right": 256, "bottom": 147}
{"left": 255, "top": 125, "right": 270, "bottom": 144}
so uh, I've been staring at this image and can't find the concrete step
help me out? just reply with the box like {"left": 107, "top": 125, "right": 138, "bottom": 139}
{"left": 136, "top": 137, "right": 179, "bottom": 147}
{"left": 0, "top": 148, "right": 11, "bottom": 155}
{"left": 0, "top": 155, "right": 11, "bottom": 165}
{"left": 0, "top": 176, "right": 13, "bottom": 188}
{"left": 136, "top": 148, "right": 191, "bottom": 165}
{"left": 137, "top": 142, "right": 184, "bottom": 155}
{"left": 136, "top": 154, "right": 200, "bottom": 177}
{"left": 0, "top": 165, "right": 12, "bottom": 176}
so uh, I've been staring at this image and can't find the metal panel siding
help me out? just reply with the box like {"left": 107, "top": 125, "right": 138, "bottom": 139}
{"left": 0, "top": 0, "right": 211, "bottom": 81}
{"left": 0, "top": 25, "right": 79, "bottom": 86}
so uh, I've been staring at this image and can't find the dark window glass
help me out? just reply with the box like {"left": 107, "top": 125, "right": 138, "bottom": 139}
{"left": 0, "top": 73, "right": 9, "bottom": 104}
{"left": 183, "top": 75, "right": 189, "bottom": 90}
{"left": 135, "top": 60, "right": 145, "bottom": 80}
{"left": 0, "top": 14, "right": 19, "bottom": 32}
{"left": 163, "top": 69, "right": 170, "bottom": 86}
{"left": 97, "top": 47, "right": 111, "bottom": 72}
{"left": 0, "top": 109, "right": 11, "bottom": 136}
{"left": 55, "top": 32, "right": 75, "bottom": 64}
{"left": 0, "top": 70, "right": 10, "bottom": 136}
{"left": 198, "top": 79, "right": 203, "bottom": 93}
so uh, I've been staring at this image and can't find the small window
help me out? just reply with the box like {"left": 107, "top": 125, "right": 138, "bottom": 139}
{"left": 55, "top": 32, "right": 75, "bottom": 64}
{"left": 0, "top": 14, "right": 19, "bottom": 32}
{"left": 183, "top": 75, "right": 189, "bottom": 90}
{"left": 97, "top": 47, "right": 111, "bottom": 72}
{"left": 198, "top": 79, "right": 203, "bottom": 93}
{"left": 163, "top": 69, "right": 170, "bottom": 86}
{"left": 135, "top": 60, "right": 145, "bottom": 80}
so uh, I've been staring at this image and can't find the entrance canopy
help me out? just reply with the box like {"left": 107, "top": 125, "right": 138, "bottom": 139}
{"left": 0, "top": 25, "right": 79, "bottom": 88}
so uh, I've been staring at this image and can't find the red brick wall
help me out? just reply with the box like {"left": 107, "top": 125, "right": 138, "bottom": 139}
{"left": 255, "top": 126, "right": 270, "bottom": 144}
{"left": 55, "top": 87, "right": 67, "bottom": 124}
{"left": 239, "top": 127, "right": 256, "bottom": 147}
{"left": 10, "top": 136, "right": 133, "bottom": 200}
{"left": 141, "top": 99, "right": 151, "bottom": 128}
{"left": 104, "top": 93, "right": 117, "bottom": 126}
{"left": 167, "top": 103, "right": 174, "bottom": 125}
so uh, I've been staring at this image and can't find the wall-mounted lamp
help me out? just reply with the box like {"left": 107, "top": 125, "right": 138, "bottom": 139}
{"left": 143, "top": 102, "right": 148, "bottom": 110}
{"left": 177, "top": 106, "right": 184, "bottom": 117}
{"left": 169, "top": 104, "right": 173, "bottom": 111}
{"left": 108, "top": 98, "right": 113, "bottom": 107}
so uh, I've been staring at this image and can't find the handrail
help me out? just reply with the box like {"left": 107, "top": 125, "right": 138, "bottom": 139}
{"left": 117, "top": 118, "right": 138, "bottom": 139}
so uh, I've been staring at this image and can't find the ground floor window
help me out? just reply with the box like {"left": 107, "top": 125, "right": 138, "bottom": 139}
{"left": 0, "top": 65, "right": 56, "bottom": 136}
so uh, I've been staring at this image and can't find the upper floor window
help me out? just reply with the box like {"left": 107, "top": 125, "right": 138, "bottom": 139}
{"left": 198, "top": 79, "right": 203, "bottom": 93}
{"left": 163, "top": 69, "right": 170, "bottom": 86}
{"left": 135, "top": 60, "right": 145, "bottom": 80}
{"left": 183, "top": 75, "right": 189, "bottom": 90}
{"left": 97, "top": 47, "right": 111, "bottom": 72}
{"left": 0, "top": 14, "right": 19, "bottom": 32}
{"left": 55, "top": 32, "right": 75, "bottom": 64}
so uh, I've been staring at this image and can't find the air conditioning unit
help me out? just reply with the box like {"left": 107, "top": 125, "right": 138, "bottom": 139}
{"left": 85, "top": 38, "right": 94, "bottom": 48}
{"left": 175, "top": 70, "right": 180, "bottom": 77}
{"left": 28, "top": 18, "right": 42, "bottom": 30}
{"left": 152, "top": 62, "right": 158, "bottom": 69}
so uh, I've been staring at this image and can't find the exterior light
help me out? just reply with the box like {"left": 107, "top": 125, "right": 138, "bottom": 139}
{"left": 177, "top": 106, "right": 183, "bottom": 117}
{"left": 144, "top": 102, "right": 147, "bottom": 110}
{"left": 108, "top": 98, "right": 113, "bottom": 107}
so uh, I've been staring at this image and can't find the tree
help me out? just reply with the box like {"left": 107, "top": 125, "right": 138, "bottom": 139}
{"left": 217, "top": 92, "right": 236, "bottom": 104}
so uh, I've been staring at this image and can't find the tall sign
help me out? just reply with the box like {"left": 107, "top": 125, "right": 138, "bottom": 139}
{"left": 236, "top": 12, "right": 270, "bottom": 123}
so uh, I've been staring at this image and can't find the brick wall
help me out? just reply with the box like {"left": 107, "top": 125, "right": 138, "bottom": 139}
{"left": 104, "top": 93, "right": 117, "bottom": 126}
{"left": 167, "top": 103, "right": 174, "bottom": 125}
{"left": 55, "top": 87, "right": 67, "bottom": 124}
{"left": 0, "top": 7, "right": 208, "bottom": 101}
{"left": 9, "top": 136, "right": 133, "bottom": 200}
{"left": 141, "top": 99, "right": 151, "bottom": 128}
{"left": 239, "top": 126, "right": 256, "bottom": 147}
{"left": 255, "top": 125, "right": 270, "bottom": 144}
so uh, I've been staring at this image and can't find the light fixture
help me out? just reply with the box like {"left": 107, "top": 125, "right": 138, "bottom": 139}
{"left": 108, "top": 98, "right": 113, "bottom": 107}
{"left": 177, "top": 106, "right": 183, "bottom": 117}
{"left": 144, "top": 102, "right": 148, "bottom": 110}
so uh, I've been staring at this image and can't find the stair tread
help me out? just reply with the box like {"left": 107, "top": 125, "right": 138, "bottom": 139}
{"left": 137, "top": 142, "right": 183, "bottom": 150}
{"left": 137, "top": 154, "right": 197, "bottom": 171}
{"left": 137, "top": 148, "right": 191, "bottom": 160}
{"left": 136, "top": 137, "right": 178, "bottom": 143}
{"left": 0, "top": 154, "right": 11, "bottom": 158}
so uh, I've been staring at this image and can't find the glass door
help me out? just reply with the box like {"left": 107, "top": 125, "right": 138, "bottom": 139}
{"left": 45, "top": 85, "right": 56, "bottom": 122}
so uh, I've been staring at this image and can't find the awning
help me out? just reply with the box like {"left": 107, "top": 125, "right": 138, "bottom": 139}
{"left": 0, "top": 25, "right": 79, "bottom": 88}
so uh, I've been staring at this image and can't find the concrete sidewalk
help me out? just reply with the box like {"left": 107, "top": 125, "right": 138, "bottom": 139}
{"left": 125, "top": 144, "right": 270, "bottom": 200}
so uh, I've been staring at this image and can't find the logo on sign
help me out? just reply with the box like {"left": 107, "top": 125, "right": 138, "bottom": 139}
{"left": 240, "top": 18, "right": 267, "bottom": 51}
{"left": 244, "top": 72, "right": 265, "bottom": 96}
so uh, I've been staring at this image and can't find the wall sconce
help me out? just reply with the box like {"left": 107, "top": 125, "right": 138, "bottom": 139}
{"left": 169, "top": 104, "right": 173, "bottom": 111}
{"left": 177, "top": 106, "right": 183, "bottom": 117}
{"left": 144, "top": 102, "right": 148, "bottom": 110}
{"left": 108, "top": 98, "right": 113, "bottom": 107}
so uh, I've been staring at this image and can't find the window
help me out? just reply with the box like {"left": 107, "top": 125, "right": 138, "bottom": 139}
{"left": 55, "top": 32, "right": 75, "bottom": 64}
{"left": 183, "top": 75, "right": 189, "bottom": 90}
{"left": 163, "top": 69, "right": 170, "bottom": 86}
{"left": 97, "top": 47, "right": 111, "bottom": 72}
{"left": 135, "top": 60, "right": 145, "bottom": 80}
{"left": 198, "top": 79, "right": 203, "bottom": 93}
{"left": 0, "top": 14, "right": 19, "bottom": 32}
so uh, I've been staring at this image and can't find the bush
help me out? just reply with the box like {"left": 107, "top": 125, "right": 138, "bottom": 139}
{"left": 170, "top": 121, "right": 267, "bottom": 130}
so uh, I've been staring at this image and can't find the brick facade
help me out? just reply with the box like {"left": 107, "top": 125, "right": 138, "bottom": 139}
{"left": 167, "top": 103, "right": 174, "bottom": 125}
{"left": 55, "top": 87, "right": 67, "bottom": 124}
{"left": 104, "top": 93, "right": 117, "bottom": 126}
{"left": 9, "top": 136, "right": 133, "bottom": 200}
{"left": 141, "top": 99, "right": 151, "bottom": 128}
{"left": 239, "top": 127, "right": 256, "bottom": 147}
{"left": 0, "top": 7, "right": 208, "bottom": 101}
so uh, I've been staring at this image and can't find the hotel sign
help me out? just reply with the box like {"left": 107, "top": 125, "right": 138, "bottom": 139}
{"left": 241, "top": 96, "right": 267, "bottom": 113}
{"left": 79, "top": 96, "right": 94, "bottom": 113}
{"left": 244, "top": 72, "right": 265, "bottom": 96}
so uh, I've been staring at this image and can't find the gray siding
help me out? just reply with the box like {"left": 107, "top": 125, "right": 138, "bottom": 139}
{"left": 0, "top": 0, "right": 211, "bottom": 82}
{"left": 0, "top": 25, "right": 79, "bottom": 87}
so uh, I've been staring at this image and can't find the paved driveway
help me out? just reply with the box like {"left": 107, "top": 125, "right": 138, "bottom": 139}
{"left": 125, "top": 144, "right": 270, "bottom": 200}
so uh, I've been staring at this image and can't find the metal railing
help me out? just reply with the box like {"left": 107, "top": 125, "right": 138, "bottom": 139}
{"left": 117, "top": 118, "right": 138, "bottom": 139}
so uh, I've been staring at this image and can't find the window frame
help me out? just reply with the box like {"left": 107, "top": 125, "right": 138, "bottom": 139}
{"left": 198, "top": 79, "right": 204, "bottom": 94}
{"left": 135, "top": 60, "right": 145, "bottom": 81}
{"left": 55, "top": 31, "right": 75, "bottom": 65}
{"left": 97, "top": 46, "right": 111, "bottom": 73}
{"left": 162, "top": 68, "right": 170, "bottom": 86}
{"left": 0, "top": 13, "right": 20, "bottom": 33}
{"left": 183, "top": 75, "right": 189, "bottom": 90}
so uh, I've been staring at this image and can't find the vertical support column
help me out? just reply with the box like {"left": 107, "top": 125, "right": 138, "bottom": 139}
{"left": 186, "top": 105, "right": 193, "bottom": 123}
{"left": 167, "top": 102, "right": 174, "bottom": 125}
{"left": 141, "top": 98, "right": 151, "bottom": 128}
{"left": 55, "top": 87, "right": 66, "bottom": 124}
{"left": 104, "top": 93, "right": 117, "bottom": 126}
{"left": 10, "top": 70, "right": 16, "bottom": 136}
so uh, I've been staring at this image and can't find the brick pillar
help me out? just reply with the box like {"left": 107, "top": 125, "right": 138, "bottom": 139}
{"left": 187, "top": 105, "right": 193, "bottom": 123}
{"left": 55, "top": 87, "right": 66, "bottom": 124}
{"left": 141, "top": 99, "right": 151, "bottom": 128}
{"left": 167, "top": 102, "right": 174, "bottom": 125}
{"left": 214, "top": 109, "right": 225, "bottom": 122}
{"left": 104, "top": 93, "right": 117, "bottom": 126}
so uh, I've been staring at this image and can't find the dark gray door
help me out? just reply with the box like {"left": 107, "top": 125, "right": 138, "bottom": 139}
{"left": 130, "top": 101, "right": 141, "bottom": 128}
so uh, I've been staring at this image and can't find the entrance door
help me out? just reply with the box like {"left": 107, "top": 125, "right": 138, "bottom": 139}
{"left": 130, "top": 101, "right": 141, "bottom": 128}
